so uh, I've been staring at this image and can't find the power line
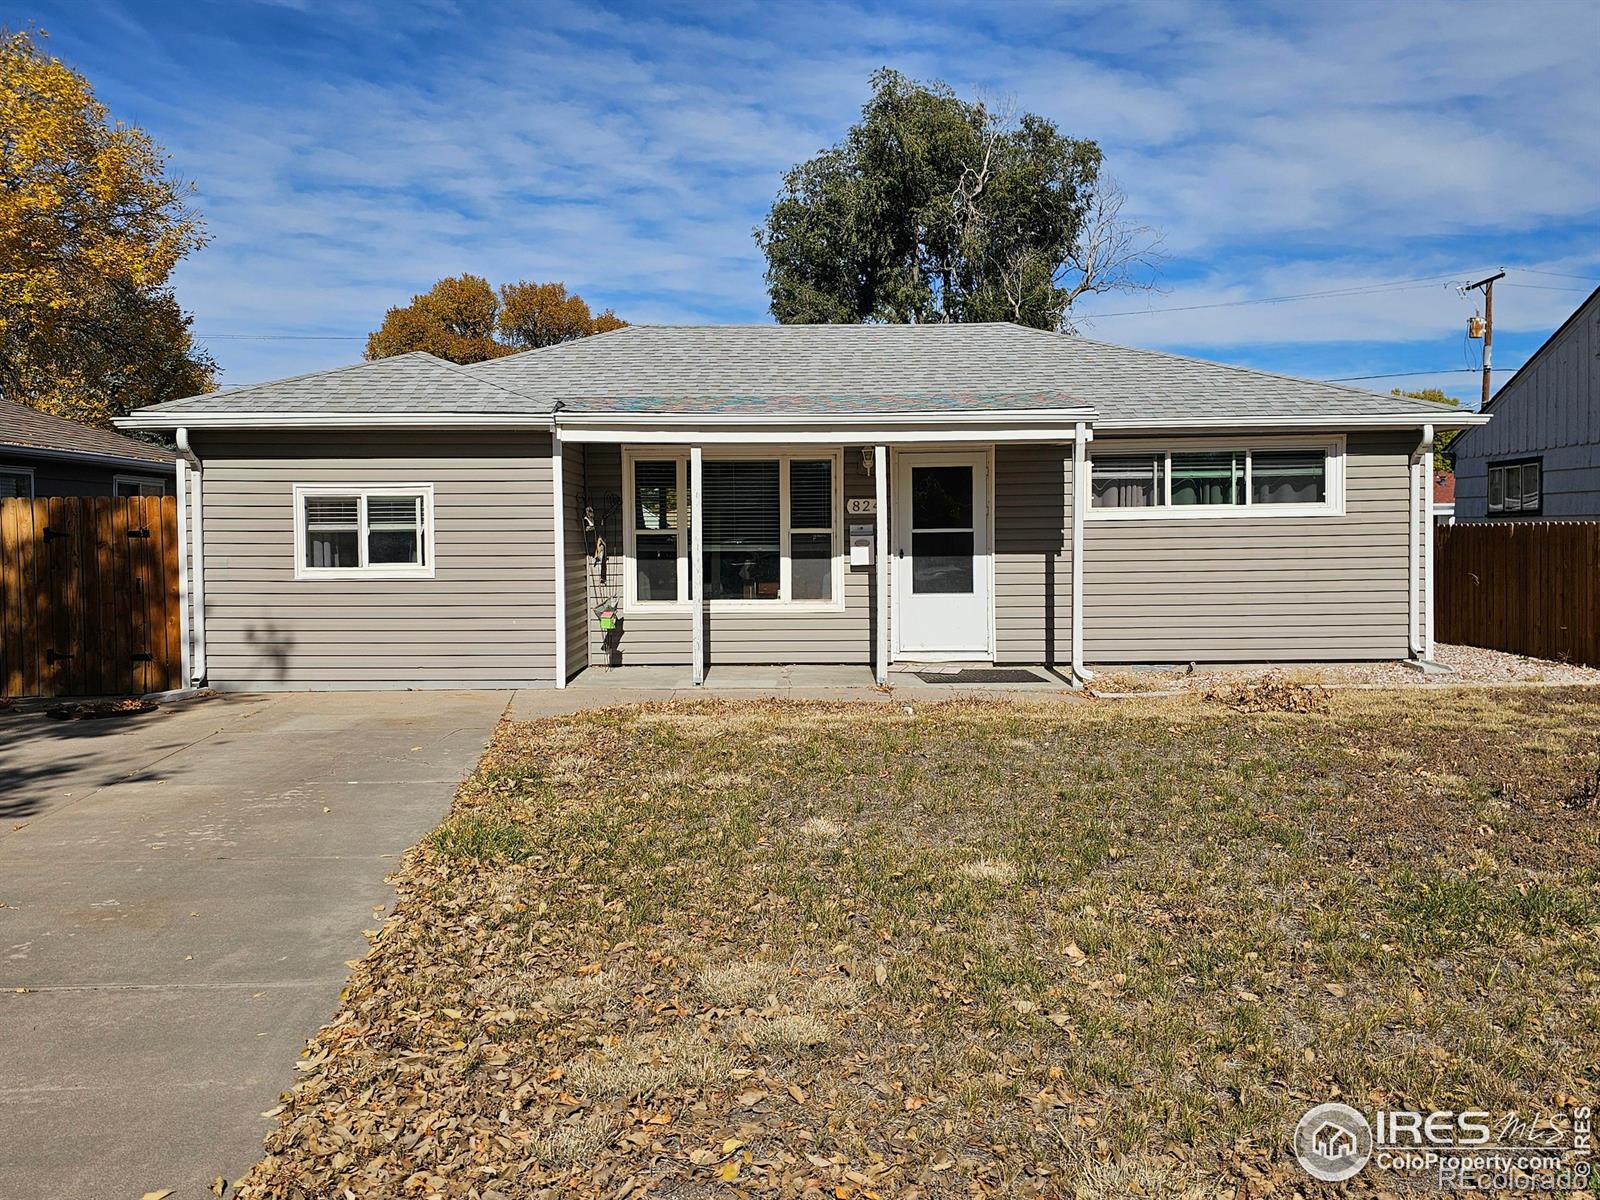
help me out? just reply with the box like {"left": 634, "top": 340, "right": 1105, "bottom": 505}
{"left": 195, "top": 333, "right": 363, "bottom": 340}
{"left": 1323, "top": 366, "right": 1523, "bottom": 382}
{"left": 1084, "top": 273, "right": 1462, "bottom": 318}
{"left": 1515, "top": 267, "right": 1600, "bottom": 282}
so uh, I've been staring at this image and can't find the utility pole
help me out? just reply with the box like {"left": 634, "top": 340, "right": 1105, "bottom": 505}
{"left": 1464, "top": 270, "right": 1505, "bottom": 408}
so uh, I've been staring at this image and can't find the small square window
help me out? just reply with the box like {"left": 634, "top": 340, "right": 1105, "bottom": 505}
{"left": 297, "top": 488, "right": 432, "bottom": 576}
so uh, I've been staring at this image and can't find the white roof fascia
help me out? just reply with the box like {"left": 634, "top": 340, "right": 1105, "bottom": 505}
{"left": 115, "top": 412, "right": 556, "bottom": 431}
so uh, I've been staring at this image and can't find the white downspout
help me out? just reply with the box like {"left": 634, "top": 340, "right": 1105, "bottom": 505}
{"left": 1423, "top": 425, "right": 1435, "bottom": 660}
{"left": 176, "top": 427, "right": 206, "bottom": 687}
{"left": 690, "top": 445, "right": 705, "bottom": 685}
{"left": 1070, "top": 422, "right": 1094, "bottom": 685}
{"left": 874, "top": 444, "right": 889, "bottom": 684}
{"left": 1407, "top": 424, "right": 1432, "bottom": 660}
{"left": 552, "top": 426, "right": 567, "bottom": 689}
{"left": 174, "top": 453, "right": 192, "bottom": 691}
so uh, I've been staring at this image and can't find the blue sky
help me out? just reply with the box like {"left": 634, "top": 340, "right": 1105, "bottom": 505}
{"left": 20, "top": 0, "right": 1600, "bottom": 404}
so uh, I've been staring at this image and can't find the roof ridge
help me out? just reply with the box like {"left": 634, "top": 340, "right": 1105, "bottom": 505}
{"left": 415, "top": 352, "right": 549, "bottom": 404}
{"left": 471, "top": 322, "right": 642, "bottom": 368}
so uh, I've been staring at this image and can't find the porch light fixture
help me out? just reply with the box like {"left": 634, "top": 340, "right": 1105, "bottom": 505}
{"left": 861, "top": 447, "right": 874, "bottom": 476}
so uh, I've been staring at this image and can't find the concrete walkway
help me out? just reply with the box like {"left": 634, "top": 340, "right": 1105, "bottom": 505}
{"left": 0, "top": 690, "right": 508, "bottom": 1200}
{"left": 508, "top": 663, "right": 1081, "bottom": 718}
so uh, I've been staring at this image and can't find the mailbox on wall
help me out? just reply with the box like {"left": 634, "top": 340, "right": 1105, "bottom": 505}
{"left": 849, "top": 522, "right": 875, "bottom": 567}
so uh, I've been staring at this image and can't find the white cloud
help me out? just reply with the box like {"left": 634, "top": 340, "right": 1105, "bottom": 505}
{"left": 33, "top": 0, "right": 1596, "bottom": 385}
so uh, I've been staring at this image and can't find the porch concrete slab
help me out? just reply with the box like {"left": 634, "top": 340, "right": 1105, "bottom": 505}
{"left": 0, "top": 689, "right": 508, "bottom": 1200}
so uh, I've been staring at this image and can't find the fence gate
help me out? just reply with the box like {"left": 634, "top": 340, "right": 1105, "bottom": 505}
{"left": 0, "top": 496, "right": 183, "bottom": 698}
{"left": 1436, "top": 520, "right": 1600, "bottom": 669}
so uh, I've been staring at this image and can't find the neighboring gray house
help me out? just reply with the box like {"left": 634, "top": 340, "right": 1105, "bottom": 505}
{"left": 1, "top": 398, "right": 176, "bottom": 498}
{"left": 116, "top": 324, "right": 1484, "bottom": 692}
{"left": 1453, "top": 285, "right": 1600, "bottom": 520}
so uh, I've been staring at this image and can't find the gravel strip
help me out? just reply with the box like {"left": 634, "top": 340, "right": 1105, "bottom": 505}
{"left": 1087, "top": 643, "right": 1600, "bottom": 696}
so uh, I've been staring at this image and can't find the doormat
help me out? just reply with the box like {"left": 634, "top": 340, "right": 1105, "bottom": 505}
{"left": 914, "top": 668, "right": 1049, "bottom": 684}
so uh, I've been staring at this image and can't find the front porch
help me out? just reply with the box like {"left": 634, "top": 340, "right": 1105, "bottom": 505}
{"left": 555, "top": 414, "right": 1095, "bottom": 690}
{"left": 565, "top": 662, "right": 1071, "bottom": 695}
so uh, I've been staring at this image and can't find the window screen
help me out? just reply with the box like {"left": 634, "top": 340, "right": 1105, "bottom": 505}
{"left": 703, "top": 460, "right": 780, "bottom": 600}
{"left": 789, "top": 459, "right": 833, "bottom": 601}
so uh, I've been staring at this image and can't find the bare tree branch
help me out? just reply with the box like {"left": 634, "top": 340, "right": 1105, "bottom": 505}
{"left": 1054, "top": 178, "right": 1166, "bottom": 331}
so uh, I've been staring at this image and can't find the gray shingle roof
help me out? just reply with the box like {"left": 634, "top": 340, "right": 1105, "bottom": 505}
{"left": 482, "top": 324, "right": 1465, "bottom": 423}
{"left": 2, "top": 398, "right": 176, "bottom": 467}
{"left": 141, "top": 351, "right": 545, "bottom": 416}
{"left": 128, "top": 324, "right": 1468, "bottom": 426}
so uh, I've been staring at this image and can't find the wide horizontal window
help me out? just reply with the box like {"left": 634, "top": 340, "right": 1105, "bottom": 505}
{"left": 294, "top": 486, "right": 433, "bottom": 577}
{"left": 623, "top": 452, "right": 840, "bottom": 607}
{"left": 1488, "top": 459, "right": 1540, "bottom": 516}
{"left": 1089, "top": 443, "right": 1338, "bottom": 517}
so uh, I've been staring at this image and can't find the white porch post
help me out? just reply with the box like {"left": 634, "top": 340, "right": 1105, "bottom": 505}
{"left": 1070, "top": 422, "right": 1093, "bottom": 685}
{"left": 874, "top": 444, "right": 888, "bottom": 684}
{"left": 690, "top": 445, "right": 705, "bottom": 685}
{"left": 175, "top": 454, "right": 192, "bottom": 690}
{"left": 552, "top": 427, "right": 567, "bottom": 689}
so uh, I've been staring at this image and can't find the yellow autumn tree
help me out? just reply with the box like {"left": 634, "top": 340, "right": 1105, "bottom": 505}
{"left": 366, "top": 275, "right": 626, "bottom": 363}
{"left": 0, "top": 28, "right": 214, "bottom": 426}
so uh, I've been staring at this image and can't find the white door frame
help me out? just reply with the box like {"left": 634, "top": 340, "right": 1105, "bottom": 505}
{"left": 891, "top": 446, "right": 995, "bottom": 662}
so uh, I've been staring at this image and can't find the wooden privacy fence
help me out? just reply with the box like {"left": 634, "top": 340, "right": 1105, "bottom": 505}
{"left": 1, "top": 496, "right": 183, "bottom": 698}
{"left": 1436, "top": 521, "right": 1600, "bottom": 668}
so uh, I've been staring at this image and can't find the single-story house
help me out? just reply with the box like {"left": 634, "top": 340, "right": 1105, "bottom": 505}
{"left": 116, "top": 323, "right": 1485, "bottom": 692}
{"left": 2, "top": 397, "right": 176, "bottom": 498}
{"left": 1452, "top": 285, "right": 1599, "bottom": 520}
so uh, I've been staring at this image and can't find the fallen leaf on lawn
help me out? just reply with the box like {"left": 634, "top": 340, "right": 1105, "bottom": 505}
{"left": 1325, "top": 982, "right": 1347, "bottom": 998}
{"left": 1063, "top": 941, "right": 1087, "bottom": 963}
{"left": 788, "top": 1083, "right": 807, "bottom": 1103}
{"left": 874, "top": 961, "right": 888, "bottom": 987}
{"left": 718, "top": 1160, "right": 740, "bottom": 1182}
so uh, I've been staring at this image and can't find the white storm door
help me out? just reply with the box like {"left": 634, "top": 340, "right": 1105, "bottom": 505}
{"left": 893, "top": 451, "right": 991, "bottom": 657}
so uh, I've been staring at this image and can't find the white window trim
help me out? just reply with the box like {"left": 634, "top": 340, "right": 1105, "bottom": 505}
{"left": 1084, "top": 435, "right": 1346, "bottom": 521}
{"left": 291, "top": 483, "right": 436, "bottom": 580}
{"left": 113, "top": 473, "right": 168, "bottom": 497}
{"left": 621, "top": 447, "right": 846, "bottom": 613}
{"left": 1, "top": 465, "right": 36, "bottom": 499}
{"left": 1486, "top": 458, "right": 1541, "bottom": 516}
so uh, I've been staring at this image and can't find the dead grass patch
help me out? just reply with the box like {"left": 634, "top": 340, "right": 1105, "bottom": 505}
{"left": 237, "top": 689, "right": 1600, "bottom": 1199}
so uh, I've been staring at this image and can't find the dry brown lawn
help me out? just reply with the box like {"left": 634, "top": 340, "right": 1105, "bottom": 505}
{"left": 237, "top": 687, "right": 1600, "bottom": 1199}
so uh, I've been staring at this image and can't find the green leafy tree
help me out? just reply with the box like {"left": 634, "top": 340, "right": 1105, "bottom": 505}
{"left": 366, "top": 275, "right": 626, "bottom": 364}
{"left": 1392, "top": 388, "right": 1461, "bottom": 470}
{"left": 756, "top": 68, "right": 1161, "bottom": 329}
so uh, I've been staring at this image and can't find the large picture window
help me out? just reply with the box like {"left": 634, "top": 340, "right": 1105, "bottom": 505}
{"left": 293, "top": 485, "right": 434, "bottom": 578}
{"left": 1487, "top": 458, "right": 1541, "bottom": 516}
{"left": 623, "top": 451, "right": 841, "bottom": 608}
{"left": 1088, "top": 441, "right": 1341, "bottom": 518}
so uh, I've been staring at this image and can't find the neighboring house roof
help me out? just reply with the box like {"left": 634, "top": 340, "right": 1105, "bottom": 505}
{"left": 119, "top": 323, "right": 1479, "bottom": 430}
{"left": 1, "top": 398, "right": 176, "bottom": 469}
{"left": 1434, "top": 470, "right": 1455, "bottom": 504}
{"left": 1480, "top": 284, "right": 1600, "bottom": 415}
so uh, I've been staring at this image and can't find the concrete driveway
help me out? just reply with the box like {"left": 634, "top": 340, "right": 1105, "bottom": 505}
{"left": 0, "top": 690, "right": 508, "bottom": 1200}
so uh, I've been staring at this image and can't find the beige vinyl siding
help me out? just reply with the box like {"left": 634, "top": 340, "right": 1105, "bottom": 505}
{"left": 1083, "top": 432, "right": 1415, "bottom": 662}
{"left": 993, "top": 444, "right": 1073, "bottom": 665}
{"left": 194, "top": 431, "right": 555, "bottom": 690}
{"left": 583, "top": 444, "right": 878, "bottom": 666}
{"left": 563, "top": 442, "right": 588, "bottom": 677}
